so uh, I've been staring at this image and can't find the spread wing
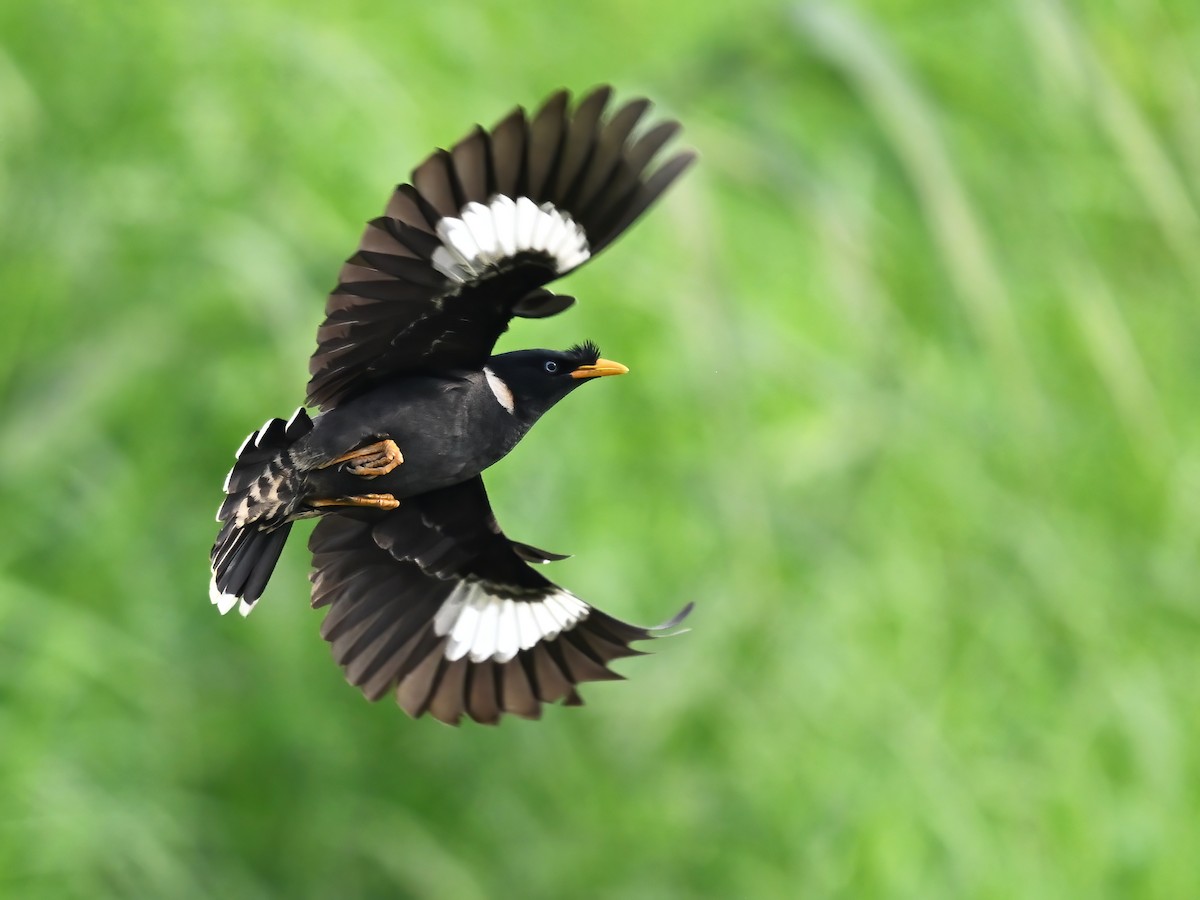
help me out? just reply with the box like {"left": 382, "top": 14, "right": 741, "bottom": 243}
{"left": 306, "top": 86, "right": 696, "bottom": 411}
{"left": 308, "top": 477, "right": 691, "bottom": 725}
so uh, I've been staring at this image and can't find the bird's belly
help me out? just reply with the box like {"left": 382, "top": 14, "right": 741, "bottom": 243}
{"left": 303, "top": 398, "right": 521, "bottom": 501}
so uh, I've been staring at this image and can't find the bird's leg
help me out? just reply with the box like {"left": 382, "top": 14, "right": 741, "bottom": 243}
{"left": 319, "top": 439, "right": 404, "bottom": 478}
{"left": 309, "top": 493, "right": 400, "bottom": 511}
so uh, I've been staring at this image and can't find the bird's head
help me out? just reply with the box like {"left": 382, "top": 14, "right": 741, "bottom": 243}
{"left": 485, "top": 341, "right": 628, "bottom": 421}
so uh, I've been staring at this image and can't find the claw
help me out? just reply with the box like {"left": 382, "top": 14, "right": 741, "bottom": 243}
{"left": 320, "top": 439, "right": 403, "bottom": 478}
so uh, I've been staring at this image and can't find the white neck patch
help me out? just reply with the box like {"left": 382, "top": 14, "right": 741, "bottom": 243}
{"left": 483, "top": 367, "right": 515, "bottom": 413}
{"left": 431, "top": 195, "right": 591, "bottom": 284}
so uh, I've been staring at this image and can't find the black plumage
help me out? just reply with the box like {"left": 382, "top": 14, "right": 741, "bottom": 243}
{"left": 210, "top": 87, "right": 694, "bottom": 724}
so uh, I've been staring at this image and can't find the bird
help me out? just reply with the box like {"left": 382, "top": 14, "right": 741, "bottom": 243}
{"left": 209, "top": 86, "right": 695, "bottom": 725}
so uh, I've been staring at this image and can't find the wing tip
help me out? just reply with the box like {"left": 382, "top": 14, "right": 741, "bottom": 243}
{"left": 649, "top": 600, "right": 695, "bottom": 636}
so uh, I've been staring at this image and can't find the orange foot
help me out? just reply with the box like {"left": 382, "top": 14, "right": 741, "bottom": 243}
{"left": 309, "top": 493, "right": 400, "bottom": 511}
{"left": 320, "top": 439, "right": 403, "bottom": 478}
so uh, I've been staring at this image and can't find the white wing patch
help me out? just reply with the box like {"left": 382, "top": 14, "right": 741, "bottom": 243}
{"left": 432, "top": 581, "right": 591, "bottom": 663}
{"left": 431, "top": 195, "right": 591, "bottom": 283}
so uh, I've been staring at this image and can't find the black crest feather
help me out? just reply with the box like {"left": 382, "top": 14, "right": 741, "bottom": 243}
{"left": 566, "top": 340, "right": 601, "bottom": 366}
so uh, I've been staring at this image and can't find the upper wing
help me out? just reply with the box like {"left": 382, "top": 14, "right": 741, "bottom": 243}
{"left": 308, "top": 477, "right": 691, "bottom": 725}
{"left": 306, "top": 86, "right": 696, "bottom": 411}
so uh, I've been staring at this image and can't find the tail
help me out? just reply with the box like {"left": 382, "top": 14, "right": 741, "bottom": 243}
{"left": 209, "top": 408, "right": 314, "bottom": 616}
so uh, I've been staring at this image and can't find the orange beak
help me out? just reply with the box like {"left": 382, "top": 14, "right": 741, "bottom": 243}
{"left": 570, "top": 358, "right": 630, "bottom": 379}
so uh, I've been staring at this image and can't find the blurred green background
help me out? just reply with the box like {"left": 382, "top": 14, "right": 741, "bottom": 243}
{"left": 3, "top": 0, "right": 1199, "bottom": 896}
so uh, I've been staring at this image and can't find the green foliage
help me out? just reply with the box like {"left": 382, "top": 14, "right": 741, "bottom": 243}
{"left": 3, "top": 1, "right": 1199, "bottom": 896}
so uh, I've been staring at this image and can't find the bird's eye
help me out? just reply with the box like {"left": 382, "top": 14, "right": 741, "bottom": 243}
{"left": 544, "top": 360, "right": 559, "bottom": 373}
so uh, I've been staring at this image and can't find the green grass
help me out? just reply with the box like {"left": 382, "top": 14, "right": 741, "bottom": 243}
{"left": 3, "top": 1, "right": 1200, "bottom": 896}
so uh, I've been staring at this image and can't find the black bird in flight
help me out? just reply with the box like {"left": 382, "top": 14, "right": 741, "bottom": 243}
{"left": 210, "top": 87, "right": 695, "bottom": 725}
